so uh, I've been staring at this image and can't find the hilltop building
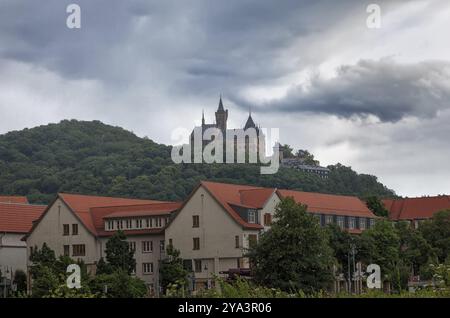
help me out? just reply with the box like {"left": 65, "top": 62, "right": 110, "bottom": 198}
{"left": 190, "top": 97, "right": 266, "bottom": 162}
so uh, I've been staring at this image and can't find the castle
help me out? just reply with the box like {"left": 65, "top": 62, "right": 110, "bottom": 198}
{"left": 189, "top": 96, "right": 266, "bottom": 163}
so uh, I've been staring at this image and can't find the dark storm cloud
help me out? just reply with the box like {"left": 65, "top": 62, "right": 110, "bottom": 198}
{"left": 239, "top": 59, "right": 450, "bottom": 122}
{"left": 0, "top": 0, "right": 369, "bottom": 89}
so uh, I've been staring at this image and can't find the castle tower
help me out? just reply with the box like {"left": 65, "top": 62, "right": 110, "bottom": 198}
{"left": 215, "top": 96, "right": 228, "bottom": 131}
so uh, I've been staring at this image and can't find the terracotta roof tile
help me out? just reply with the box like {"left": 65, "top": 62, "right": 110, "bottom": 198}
{"left": 0, "top": 196, "right": 29, "bottom": 204}
{"left": 201, "top": 181, "right": 273, "bottom": 229}
{"left": 276, "top": 189, "right": 375, "bottom": 218}
{"left": 383, "top": 195, "right": 450, "bottom": 220}
{"left": 0, "top": 202, "right": 46, "bottom": 233}
{"left": 58, "top": 193, "right": 172, "bottom": 235}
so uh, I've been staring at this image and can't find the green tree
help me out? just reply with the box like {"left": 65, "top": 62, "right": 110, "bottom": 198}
{"left": 295, "top": 149, "right": 320, "bottom": 166}
{"left": 359, "top": 220, "right": 406, "bottom": 289}
{"left": 159, "top": 245, "right": 189, "bottom": 294}
{"left": 90, "top": 270, "right": 147, "bottom": 298}
{"left": 395, "top": 221, "right": 436, "bottom": 276}
{"left": 419, "top": 210, "right": 450, "bottom": 263}
{"left": 280, "top": 144, "right": 294, "bottom": 158}
{"left": 104, "top": 230, "right": 136, "bottom": 274}
{"left": 248, "top": 197, "right": 334, "bottom": 292}
{"left": 326, "top": 224, "right": 359, "bottom": 279}
{"left": 364, "top": 196, "right": 389, "bottom": 217}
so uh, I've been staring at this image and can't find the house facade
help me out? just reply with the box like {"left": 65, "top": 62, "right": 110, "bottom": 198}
{"left": 24, "top": 193, "right": 180, "bottom": 295}
{"left": 165, "top": 181, "right": 377, "bottom": 291}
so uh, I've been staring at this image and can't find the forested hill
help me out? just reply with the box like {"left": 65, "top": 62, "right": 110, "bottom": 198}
{"left": 0, "top": 120, "right": 396, "bottom": 204}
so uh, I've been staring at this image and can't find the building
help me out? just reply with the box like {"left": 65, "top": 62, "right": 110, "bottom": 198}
{"left": 276, "top": 189, "right": 377, "bottom": 234}
{"left": 164, "top": 181, "right": 278, "bottom": 290}
{"left": 0, "top": 199, "right": 46, "bottom": 276}
{"left": 383, "top": 195, "right": 450, "bottom": 228}
{"left": 24, "top": 193, "right": 181, "bottom": 295}
{"left": 165, "top": 181, "right": 377, "bottom": 291}
{"left": 190, "top": 97, "right": 265, "bottom": 162}
{"left": 280, "top": 158, "right": 330, "bottom": 178}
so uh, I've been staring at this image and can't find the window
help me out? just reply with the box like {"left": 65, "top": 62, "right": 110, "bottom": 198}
{"left": 142, "top": 241, "right": 153, "bottom": 253}
{"left": 359, "top": 218, "right": 366, "bottom": 230}
{"left": 146, "top": 218, "right": 151, "bottom": 228}
{"left": 193, "top": 237, "right": 200, "bottom": 250}
{"left": 235, "top": 235, "right": 240, "bottom": 248}
{"left": 248, "top": 210, "right": 256, "bottom": 223}
{"left": 72, "top": 224, "right": 78, "bottom": 235}
{"left": 192, "top": 215, "right": 200, "bottom": 228}
{"left": 325, "top": 215, "right": 334, "bottom": 225}
{"left": 337, "top": 216, "right": 345, "bottom": 229}
{"left": 142, "top": 263, "right": 154, "bottom": 274}
{"left": 169, "top": 239, "right": 173, "bottom": 247}
{"left": 72, "top": 244, "right": 85, "bottom": 257}
{"left": 106, "top": 220, "right": 114, "bottom": 230}
{"left": 369, "top": 218, "right": 375, "bottom": 228}
{"left": 263, "top": 213, "right": 272, "bottom": 226}
{"left": 117, "top": 220, "right": 123, "bottom": 229}
{"left": 126, "top": 219, "right": 132, "bottom": 229}
{"left": 63, "top": 224, "right": 70, "bottom": 236}
{"left": 194, "top": 259, "right": 202, "bottom": 273}
{"left": 63, "top": 245, "right": 70, "bottom": 256}
{"left": 136, "top": 219, "right": 142, "bottom": 229}
{"left": 348, "top": 217, "right": 356, "bottom": 229}
{"left": 128, "top": 241, "right": 136, "bottom": 252}
{"left": 248, "top": 234, "right": 257, "bottom": 248}
{"left": 160, "top": 240, "right": 165, "bottom": 252}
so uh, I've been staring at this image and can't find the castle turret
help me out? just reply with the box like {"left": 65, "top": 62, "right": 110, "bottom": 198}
{"left": 215, "top": 96, "right": 228, "bottom": 131}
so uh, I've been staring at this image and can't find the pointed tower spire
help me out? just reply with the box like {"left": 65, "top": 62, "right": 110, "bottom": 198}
{"left": 244, "top": 107, "right": 256, "bottom": 130}
{"left": 217, "top": 94, "right": 224, "bottom": 112}
{"left": 215, "top": 94, "right": 228, "bottom": 131}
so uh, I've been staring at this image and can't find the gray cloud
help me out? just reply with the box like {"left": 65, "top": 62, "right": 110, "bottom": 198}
{"left": 239, "top": 59, "right": 450, "bottom": 122}
{"left": 1, "top": 0, "right": 450, "bottom": 196}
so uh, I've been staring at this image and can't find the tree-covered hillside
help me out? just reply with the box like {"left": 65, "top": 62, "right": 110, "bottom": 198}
{"left": 0, "top": 120, "right": 395, "bottom": 204}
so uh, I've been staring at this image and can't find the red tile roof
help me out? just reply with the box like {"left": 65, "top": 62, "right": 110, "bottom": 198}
{"left": 0, "top": 202, "right": 46, "bottom": 233}
{"left": 58, "top": 193, "right": 164, "bottom": 235}
{"left": 276, "top": 189, "right": 376, "bottom": 218}
{"left": 201, "top": 181, "right": 275, "bottom": 229}
{"left": 383, "top": 196, "right": 450, "bottom": 220}
{"left": 0, "top": 196, "right": 29, "bottom": 204}
{"left": 58, "top": 193, "right": 175, "bottom": 236}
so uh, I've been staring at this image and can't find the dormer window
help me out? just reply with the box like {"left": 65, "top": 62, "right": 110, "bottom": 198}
{"left": 248, "top": 210, "right": 256, "bottom": 223}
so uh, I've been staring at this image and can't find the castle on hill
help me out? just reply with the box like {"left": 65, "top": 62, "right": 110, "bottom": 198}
{"left": 189, "top": 96, "right": 266, "bottom": 162}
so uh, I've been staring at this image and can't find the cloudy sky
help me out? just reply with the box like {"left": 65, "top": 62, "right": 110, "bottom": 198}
{"left": 1, "top": 0, "right": 450, "bottom": 197}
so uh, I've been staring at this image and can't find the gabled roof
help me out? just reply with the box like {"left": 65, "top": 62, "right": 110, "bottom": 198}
{"left": 58, "top": 193, "right": 164, "bottom": 236}
{"left": 383, "top": 195, "right": 450, "bottom": 220}
{"left": 0, "top": 196, "right": 29, "bottom": 204}
{"left": 276, "top": 189, "right": 375, "bottom": 218}
{"left": 200, "top": 181, "right": 276, "bottom": 229}
{"left": 0, "top": 202, "right": 46, "bottom": 233}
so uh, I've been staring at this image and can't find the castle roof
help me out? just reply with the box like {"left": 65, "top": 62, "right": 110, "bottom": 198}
{"left": 244, "top": 114, "right": 256, "bottom": 130}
